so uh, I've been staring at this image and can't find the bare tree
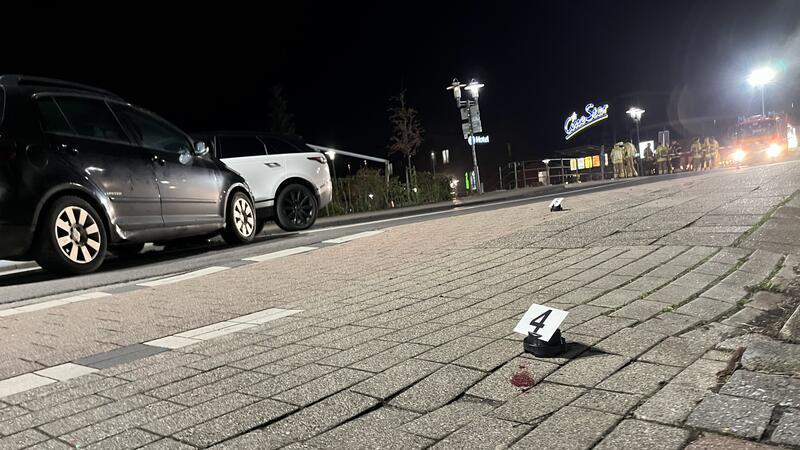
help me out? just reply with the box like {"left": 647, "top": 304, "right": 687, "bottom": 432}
{"left": 387, "top": 91, "right": 424, "bottom": 197}
{"left": 267, "top": 84, "right": 296, "bottom": 135}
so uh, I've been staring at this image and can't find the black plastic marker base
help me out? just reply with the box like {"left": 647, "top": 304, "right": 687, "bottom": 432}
{"left": 523, "top": 329, "right": 567, "bottom": 357}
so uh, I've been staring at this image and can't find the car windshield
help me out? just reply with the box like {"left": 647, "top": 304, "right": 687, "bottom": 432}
{"left": 736, "top": 120, "right": 777, "bottom": 138}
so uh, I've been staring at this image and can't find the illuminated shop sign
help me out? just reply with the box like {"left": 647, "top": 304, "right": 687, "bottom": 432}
{"left": 564, "top": 103, "right": 609, "bottom": 140}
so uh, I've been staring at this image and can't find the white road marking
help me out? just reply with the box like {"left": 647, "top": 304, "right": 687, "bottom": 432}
{"left": 0, "top": 292, "right": 112, "bottom": 318}
{"left": 322, "top": 230, "right": 384, "bottom": 244}
{"left": 138, "top": 266, "right": 229, "bottom": 287}
{"left": 145, "top": 308, "right": 302, "bottom": 349}
{"left": 34, "top": 363, "right": 97, "bottom": 381}
{"left": 243, "top": 246, "right": 317, "bottom": 262}
{"left": 0, "top": 373, "right": 55, "bottom": 398}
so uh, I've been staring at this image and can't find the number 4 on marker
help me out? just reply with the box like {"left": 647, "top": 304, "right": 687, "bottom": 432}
{"left": 529, "top": 310, "right": 552, "bottom": 336}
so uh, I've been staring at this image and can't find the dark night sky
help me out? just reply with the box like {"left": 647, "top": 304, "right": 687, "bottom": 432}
{"left": 3, "top": 2, "right": 800, "bottom": 187}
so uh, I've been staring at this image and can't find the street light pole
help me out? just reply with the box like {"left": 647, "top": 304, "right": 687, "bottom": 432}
{"left": 626, "top": 107, "right": 645, "bottom": 177}
{"left": 447, "top": 78, "right": 485, "bottom": 194}
{"left": 431, "top": 151, "right": 436, "bottom": 176}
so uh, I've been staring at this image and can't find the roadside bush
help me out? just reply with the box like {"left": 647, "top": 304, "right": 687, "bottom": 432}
{"left": 321, "top": 168, "right": 451, "bottom": 216}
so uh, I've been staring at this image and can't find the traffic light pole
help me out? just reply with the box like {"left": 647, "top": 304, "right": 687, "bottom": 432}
{"left": 467, "top": 99, "right": 483, "bottom": 194}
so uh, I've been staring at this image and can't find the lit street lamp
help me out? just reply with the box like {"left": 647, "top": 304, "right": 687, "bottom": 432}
{"left": 430, "top": 151, "right": 436, "bottom": 176}
{"left": 325, "top": 150, "right": 338, "bottom": 185}
{"left": 626, "top": 107, "right": 645, "bottom": 177}
{"left": 447, "top": 78, "right": 485, "bottom": 194}
{"left": 747, "top": 66, "right": 776, "bottom": 116}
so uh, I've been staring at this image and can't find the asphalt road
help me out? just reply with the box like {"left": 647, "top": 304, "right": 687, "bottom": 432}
{"left": 0, "top": 168, "right": 736, "bottom": 305}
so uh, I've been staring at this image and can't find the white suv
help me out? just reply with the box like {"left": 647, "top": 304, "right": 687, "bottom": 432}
{"left": 198, "top": 132, "right": 332, "bottom": 232}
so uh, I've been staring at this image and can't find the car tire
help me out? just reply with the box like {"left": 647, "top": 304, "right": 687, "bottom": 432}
{"left": 35, "top": 196, "right": 107, "bottom": 275}
{"left": 109, "top": 242, "right": 145, "bottom": 258}
{"left": 275, "top": 184, "right": 318, "bottom": 231}
{"left": 254, "top": 219, "right": 267, "bottom": 236}
{"left": 222, "top": 191, "right": 256, "bottom": 245}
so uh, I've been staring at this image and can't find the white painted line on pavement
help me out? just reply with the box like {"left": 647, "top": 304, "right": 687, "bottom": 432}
{"left": 322, "top": 230, "right": 384, "bottom": 244}
{"left": 302, "top": 180, "right": 640, "bottom": 234}
{"left": 243, "top": 246, "right": 318, "bottom": 262}
{"left": 138, "top": 266, "right": 229, "bottom": 287}
{"left": 34, "top": 363, "right": 98, "bottom": 381}
{"left": 144, "top": 336, "right": 200, "bottom": 350}
{"left": 0, "top": 292, "right": 112, "bottom": 318}
{"left": 0, "top": 373, "right": 55, "bottom": 398}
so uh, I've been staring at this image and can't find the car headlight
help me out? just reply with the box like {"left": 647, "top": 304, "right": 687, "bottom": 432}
{"left": 767, "top": 143, "right": 782, "bottom": 158}
{"left": 733, "top": 149, "right": 745, "bottom": 162}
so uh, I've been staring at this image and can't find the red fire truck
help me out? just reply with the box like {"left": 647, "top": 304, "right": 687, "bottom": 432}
{"left": 730, "top": 113, "right": 798, "bottom": 164}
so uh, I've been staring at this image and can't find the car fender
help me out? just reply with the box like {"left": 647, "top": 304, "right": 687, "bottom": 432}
{"left": 222, "top": 181, "right": 256, "bottom": 223}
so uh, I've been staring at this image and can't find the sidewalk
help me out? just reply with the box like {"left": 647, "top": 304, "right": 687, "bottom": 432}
{"left": 0, "top": 162, "right": 799, "bottom": 449}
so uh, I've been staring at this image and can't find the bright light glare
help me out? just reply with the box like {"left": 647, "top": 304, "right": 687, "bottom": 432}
{"left": 767, "top": 143, "right": 781, "bottom": 158}
{"left": 747, "top": 67, "right": 776, "bottom": 87}
{"left": 465, "top": 79, "right": 484, "bottom": 97}
{"left": 733, "top": 149, "right": 746, "bottom": 162}
{"left": 325, "top": 150, "right": 336, "bottom": 160}
{"left": 626, "top": 107, "right": 645, "bottom": 121}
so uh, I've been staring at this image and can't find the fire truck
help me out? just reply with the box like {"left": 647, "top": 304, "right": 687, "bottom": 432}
{"left": 730, "top": 112, "right": 798, "bottom": 164}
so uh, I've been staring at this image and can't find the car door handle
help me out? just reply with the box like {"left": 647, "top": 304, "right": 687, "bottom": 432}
{"left": 58, "top": 143, "right": 79, "bottom": 155}
{"left": 264, "top": 162, "right": 282, "bottom": 168}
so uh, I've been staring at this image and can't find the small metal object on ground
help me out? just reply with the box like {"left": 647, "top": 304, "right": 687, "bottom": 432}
{"left": 523, "top": 329, "right": 567, "bottom": 357}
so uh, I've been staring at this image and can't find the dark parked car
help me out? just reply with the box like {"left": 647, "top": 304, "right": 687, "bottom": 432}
{"left": 0, "top": 75, "right": 257, "bottom": 274}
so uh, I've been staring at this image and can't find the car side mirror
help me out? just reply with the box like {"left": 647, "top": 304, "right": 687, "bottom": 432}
{"left": 194, "top": 140, "right": 210, "bottom": 157}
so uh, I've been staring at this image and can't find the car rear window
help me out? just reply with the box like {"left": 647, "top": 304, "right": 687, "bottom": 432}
{"left": 261, "top": 136, "right": 305, "bottom": 154}
{"left": 37, "top": 98, "right": 73, "bottom": 134}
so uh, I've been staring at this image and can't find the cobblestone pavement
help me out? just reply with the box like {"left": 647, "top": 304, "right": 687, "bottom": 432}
{"left": 1, "top": 162, "right": 800, "bottom": 449}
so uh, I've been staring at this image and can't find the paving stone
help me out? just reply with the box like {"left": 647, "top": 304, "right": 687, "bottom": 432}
{"left": 318, "top": 341, "right": 395, "bottom": 368}
{"left": 770, "top": 409, "right": 800, "bottom": 447}
{"left": 682, "top": 322, "right": 746, "bottom": 348}
{"left": 390, "top": 364, "right": 484, "bottom": 413}
{"left": 635, "top": 313, "right": 701, "bottom": 336}
{"left": 416, "top": 336, "right": 494, "bottom": 364}
{"left": 671, "top": 358, "right": 728, "bottom": 390}
{"left": 567, "top": 316, "right": 637, "bottom": 338}
{"left": 0, "top": 394, "right": 110, "bottom": 436}
{"left": 410, "top": 325, "right": 477, "bottom": 346}
{"left": 511, "top": 406, "right": 621, "bottom": 450}
{"left": 452, "top": 338, "right": 521, "bottom": 371}
{"left": 545, "top": 353, "right": 630, "bottom": 388}
{"left": 272, "top": 368, "right": 371, "bottom": 406}
{"left": 747, "top": 291, "right": 787, "bottom": 311}
{"left": 401, "top": 398, "right": 495, "bottom": 440}
{"left": 589, "top": 289, "right": 641, "bottom": 308}
{"left": 186, "top": 345, "right": 271, "bottom": 371}
{"left": 694, "top": 261, "right": 736, "bottom": 277}
{"left": 350, "top": 343, "right": 432, "bottom": 373}
{"left": 99, "top": 367, "right": 201, "bottom": 400}
{"left": 594, "top": 327, "right": 665, "bottom": 358}
{"left": 570, "top": 389, "right": 642, "bottom": 415}
{"left": 594, "top": 419, "right": 690, "bottom": 450}
{"left": 256, "top": 391, "right": 380, "bottom": 448}
{"left": 639, "top": 336, "right": 709, "bottom": 367}
{"left": 702, "top": 283, "right": 749, "bottom": 303}
{"left": 716, "top": 332, "right": 775, "bottom": 352}
{"left": 562, "top": 305, "right": 612, "bottom": 326}
{"left": 169, "top": 370, "right": 269, "bottom": 406}
{"left": 685, "top": 434, "right": 780, "bottom": 450}
{"left": 225, "top": 344, "right": 310, "bottom": 370}
{"left": 467, "top": 357, "right": 559, "bottom": 402}
{"left": 28, "top": 439, "right": 74, "bottom": 449}
{"left": 382, "top": 323, "right": 448, "bottom": 343}
{"left": 240, "top": 364, "right": 336, "bottom": 398}
{"left": 723, "top": 307, "right": 765, "bottom": 328}
{"left": 597, "top": 362, "right": 680, "bottom": 395}
{"left": 740, "top": 337, "right": 800, "bottom": 374}
{"left": 173, "top": 399, "right": 297, "bottom": 448}
{"left": 612, "top": 300, "right": 668, "bottom": 321}
{"left": 675, "top": 297, "right": 737, "bottom": 320}
{"left": 633, "top": 383, "right": 707, "bottom": 425}
{"left": 141, "top": 392, "right": 258, "bottom": 436}
{"left": 622, "top": 276, "right": 671, "bottom": 293}
{"left": 307, "top": 406, "right": 429, "bottom": 450}
{"left": 672, "top": 272, "right": 719, "bottom": 290}
{"left": 61, "top": 400, "right": 183, "bottom": 446}
{"left": 83, "top": 429, "right": 160, "bottom": 449}
{"left": 719, "top": 370, "right": 800, "bottom": 407}
{"left": 0, "top": 429, "right": 49, "bottom": 450}
{"left": 351, "top": 359, "right": 442, "bottom": 400}
{"left": 146, "top": 366, "right": 241, "bottom": 400}
{"left": 492, "top": 382, "right": 585, "bottom": 424}
{"left": 37, "top": 394, "right": 157, "bottom": 437}
{"left": 432, "top": 417, "right": 529, "bottom": 449}
{"left": 686, "top": 393, "right": 773, "bottom": 439}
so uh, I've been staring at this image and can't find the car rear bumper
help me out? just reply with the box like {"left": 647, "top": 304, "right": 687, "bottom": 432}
{"left": 318, "top": 181, "right": 333, "bottom": 208}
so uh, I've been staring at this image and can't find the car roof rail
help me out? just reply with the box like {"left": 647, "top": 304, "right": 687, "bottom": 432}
{"left": 0, "top": 74, "right": 122, "bottom": 100}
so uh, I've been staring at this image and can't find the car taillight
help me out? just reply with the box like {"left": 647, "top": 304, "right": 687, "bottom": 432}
{"left": 307, "top": 156, "right": 327, "bottom": 164}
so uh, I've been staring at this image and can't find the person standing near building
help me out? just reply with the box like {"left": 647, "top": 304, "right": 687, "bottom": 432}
{"left": 611, "top": 142, "right": 625, "bottom": 178}
{"left": 691, "top": 137, "right": 703, "bottom": 171}
{"left": 656, "top": 142, "right": 670, "bottom": 175}
{"left": 670, "top": 140, "right": 684, "bottom": 171}
{"left": 644, "top": 143, "right": 655, "bottom": 175}
{"left": 623, "top": 140, "right": 638, "bottom": 177}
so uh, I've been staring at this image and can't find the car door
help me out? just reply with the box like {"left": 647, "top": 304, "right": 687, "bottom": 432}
{"left": 217, "top": 135, "right": 285, "bottom": 207}
{"left": 110, "top": 104, "right": 223, "bottom": 228}
{"left": 38, "top": 95, "right": 162, "bottom": 231}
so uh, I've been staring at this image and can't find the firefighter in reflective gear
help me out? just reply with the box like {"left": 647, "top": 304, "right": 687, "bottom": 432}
{"left": 656, "top": 143, "right": 671, "bottom": 174}
{"left": 709, "top": 137, "right": 720, "bottom": 169}
{"left": 643, "top": 143, "right": 655, "bottom": 175}
{"left": 623, "top": 141, "right": 638, "bottom": 177}
{"left": 611, "top": 142, "right": 625, "bottom": 178}
{"left": 670, "top": 140, "right": 684, "bottom": 171}
{"left": 691, "top": 138, "right": 703, "bottom": 171}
